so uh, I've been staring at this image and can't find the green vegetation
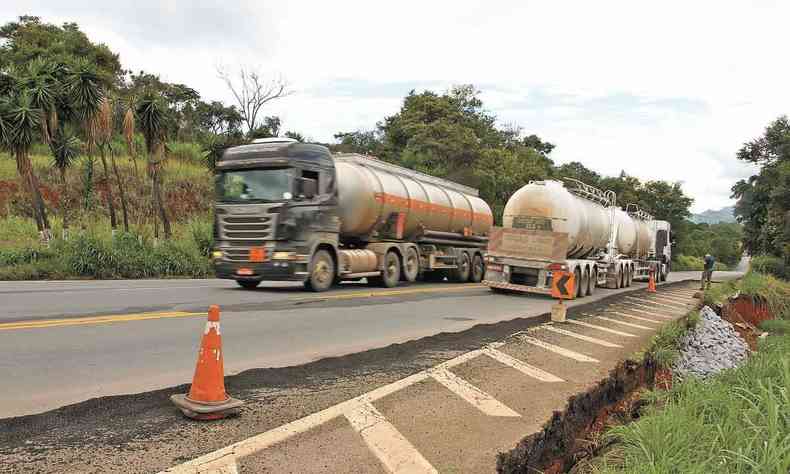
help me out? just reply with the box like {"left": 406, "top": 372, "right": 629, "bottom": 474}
{"left": 750, "top": 255, "right": 788, "bottom": 280}
{"left": 593, "top": 333, "right": 790, "bottom": 474}
{"left": 639, "top": 311, "right": 700, "bottom": 369}
{"left": 733, "top": 116, "right": 790, "bottom": 269}
{"left": 673, "top": 255, "right": 728, "bottom": 272}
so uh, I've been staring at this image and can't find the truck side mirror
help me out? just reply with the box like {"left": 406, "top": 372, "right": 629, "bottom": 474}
{"left": 300, "top": 178, "right": 317, "bottom": 199}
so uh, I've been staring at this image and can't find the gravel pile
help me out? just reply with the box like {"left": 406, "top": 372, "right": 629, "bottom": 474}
{"left": 673, "top": 306, "right": 750, "bottom": 379}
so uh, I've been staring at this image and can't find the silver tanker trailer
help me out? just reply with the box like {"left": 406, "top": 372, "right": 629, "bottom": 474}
{"left": 483, "top": 179, "right": 671, "bottom": 298}
{"left": 212, "top": 138, "right": 493, "bottom": 291}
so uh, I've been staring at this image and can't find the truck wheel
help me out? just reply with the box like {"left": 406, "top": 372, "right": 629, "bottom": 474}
{"left": 305, "top": 250, "right": 335, "bottom": 292}
{"left": 470, "top": 254, "right": 485, "bottom": 283}
{"left": 615, "top": 268, "right": 622, "bottom": 289}
{"left": 450, "top": 252, "right": 471, "bottom": 282}
{"left": 575, "top": 268, "right": 583, "bottom": 298}
{"left": 237, "top": 280, "right": 260, "bottom": 290}
{"left": 579, "top": 268, "right": 589, "bottom": 297}
{"left": 588, "top": 269, "right": 597, "bottom": 296}
{"left": 401, "top": 247, "right": 419, "bottom": 282}
{"left": 628, "top": 267, "right": 634, "bottom": 287}
{"left": 370, "top": 251, "right": 401, "bottom": 288}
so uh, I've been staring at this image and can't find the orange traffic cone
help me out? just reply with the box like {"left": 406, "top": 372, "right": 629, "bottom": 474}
{"left": 171, "top": 305, "right": 243, "bottom": 420}
{"left": 647, "top": 270, "right": 657, "bottom": 293}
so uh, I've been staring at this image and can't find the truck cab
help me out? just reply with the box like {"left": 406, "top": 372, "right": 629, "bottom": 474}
{"left": 212, "top": 138, "right": 340, "bottom": 289}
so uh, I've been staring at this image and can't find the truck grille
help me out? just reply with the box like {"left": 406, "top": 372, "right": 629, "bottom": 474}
{"left": 222, "top": 215, "right": 273, "bottom": 240}
{"left": 219, "top": 213, "right": 277, "bottom": 262}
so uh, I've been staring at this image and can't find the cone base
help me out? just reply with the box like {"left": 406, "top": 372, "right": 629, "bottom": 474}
{"left": 170, "top": 393, "right": 243, "bottom": 421}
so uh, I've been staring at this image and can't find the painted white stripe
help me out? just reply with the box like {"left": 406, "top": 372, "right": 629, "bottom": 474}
{"left": 204, "top": 461, "right": 239, "bottom": 474}
{"left": 595, "top": 316, "right": 652, "bottom": 330}
{"left": 517, "top": 335, "right": 599, "bottom": 363}
{"left": 645, "top": 297, "right": 693, "bottom": 308}
{"left": 605, "top": 311, "right": 663, "bottom": 325}
{"left": 430, "top": 368, "right": 521, "bottom": 417}
{"left": 610, "top": 306, "right": 674, "bottom": 319}
{"left": 482, "top": 348, "right": 564, "bottom": 382}
{"left": 621, "top": 301, "right": 683, "bottom": 315}
{"left": 627, "top": 296, "right": 687, "bottom": 310}
{"left": 645, "top": 294, "right": 692, "bottom": 304}
{"left": 569, "top": 318, "right": 637, "bottom": 337}
{"left": 543, "top": 326, "right": 622, "bottom": 348}
{"left": 346, "top": 402, "right": 437, "bottom": 474}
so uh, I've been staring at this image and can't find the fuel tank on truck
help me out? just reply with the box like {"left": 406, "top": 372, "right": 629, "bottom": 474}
{"left": 502, "top": 180, "right": 610, "bottom": 259}
{"left": 614, "top": 210, "right": 651, "bottom": 258}
{"left": 334, "top": 154, "right": 493, "bottom": 240}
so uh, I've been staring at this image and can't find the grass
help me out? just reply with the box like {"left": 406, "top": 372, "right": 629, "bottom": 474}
{"left": 637, "top": 310, "right": 700, "bottom": 369}
{"left": 703, "top": 271, "right": 790, "bottom": 320}
{"left": 674, "top": 254, "right": 729, "bottom": 271}
{"left": 590, "top": 333, "right": 790, "bottom": 474}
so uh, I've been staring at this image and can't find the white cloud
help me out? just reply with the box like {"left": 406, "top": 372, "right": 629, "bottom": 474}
{"left": 4, "top": 0, "right": 786, "bottom": 211}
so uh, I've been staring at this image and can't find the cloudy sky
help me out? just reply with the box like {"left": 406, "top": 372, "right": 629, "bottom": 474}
{"left": 5, "top": 1, "right": 787, "bottom": 212}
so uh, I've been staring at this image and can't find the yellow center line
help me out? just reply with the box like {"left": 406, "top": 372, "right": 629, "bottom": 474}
{"left": 0, "top": 284, "right": 487, "bottom": 331}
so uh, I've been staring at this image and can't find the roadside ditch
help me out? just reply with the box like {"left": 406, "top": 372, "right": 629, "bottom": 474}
{"left": 496, "top": 279, "right": 778, "bottom": 474}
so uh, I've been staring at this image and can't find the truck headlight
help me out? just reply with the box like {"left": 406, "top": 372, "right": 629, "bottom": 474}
{"left": 272, "top": 251, "right": 297, "bottom": 260}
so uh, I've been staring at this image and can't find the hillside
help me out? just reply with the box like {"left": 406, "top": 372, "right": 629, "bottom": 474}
{"left": 691, "top": 206, "right": 736, "bottom": 224}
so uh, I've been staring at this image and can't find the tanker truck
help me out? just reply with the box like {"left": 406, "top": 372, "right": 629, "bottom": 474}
{"left": 482, "top": 179, "right": 671, "bottom": 298}
{"left": 211, "top": 138, "right": 493, "bottom": 291}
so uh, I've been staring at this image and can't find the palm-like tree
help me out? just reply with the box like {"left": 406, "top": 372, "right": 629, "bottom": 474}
{"left": 50, "top": 132, "right": 80, "bottom": 237}
{"left": 0, "top": 69, "right": 52, "bottom": 241}
{"left": 69, "top": 60, "right": 116, "bottom": 231}
{"left": 136, "top": 90, "right": 172, "bottom": 239}
{"left": 1, "top": 93, "right": 52, "bottom": 239}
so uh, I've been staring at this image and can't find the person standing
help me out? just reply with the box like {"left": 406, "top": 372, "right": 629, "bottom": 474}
{"left": 701, "top": 253, "right": 715, "bottom": 290}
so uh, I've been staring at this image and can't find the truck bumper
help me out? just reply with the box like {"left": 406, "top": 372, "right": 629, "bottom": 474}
{"left": 214, "top": 260, "right": 309, "bottom": 283}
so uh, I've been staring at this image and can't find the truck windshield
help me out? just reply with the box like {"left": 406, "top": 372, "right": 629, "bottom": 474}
{"left": 216, "top": 168, "right": 292, "bottom": 203}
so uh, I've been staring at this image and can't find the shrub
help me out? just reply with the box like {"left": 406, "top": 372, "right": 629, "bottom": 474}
{"left": 674, "top": 254, "right": 728, "bottom": 271}
{"left": 167, "top": 142, "right": 204, "bottom": 165}
{"left": 750, "top": 255, "right": 787, "bottom": 279}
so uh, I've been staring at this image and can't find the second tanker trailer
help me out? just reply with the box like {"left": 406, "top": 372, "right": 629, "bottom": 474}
{"left": 483, "top": 179, "right": 671, "bottom": 298}
{"left": 212, "top": 138, "right": 493, "bottom": 291}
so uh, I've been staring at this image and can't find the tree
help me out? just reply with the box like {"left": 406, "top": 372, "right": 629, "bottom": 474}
{"left": 555, "top": 161, "right": 602, "bottom": 187}
{"left": 136, "top": 91, "right": 172, "bottom": 239}
{"left": 332, "top": 130, "right": 383, "bottom": 155}
{"left": 0, "top": 16, "right": 121, "bottom": 87}
{"left": 0, "top": 88, "right": 51, "bottom": 240}
{"left": 247, "top": 116, "right": 281, "bottom": 140}
{"left": 284, "top": 131, "right": 306, "bottom": 142}
{"left": 217, "top": 65, "right": 290, "bottom": 134}
{"left": 732, "top": 116, "right": 790, "bottom": 262}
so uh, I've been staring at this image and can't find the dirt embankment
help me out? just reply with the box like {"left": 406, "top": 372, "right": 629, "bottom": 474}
{"left": 498, "top": 293, "right": 774, "bottom": 474}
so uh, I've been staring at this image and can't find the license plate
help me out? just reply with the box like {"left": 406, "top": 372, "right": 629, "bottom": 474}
{"left": 236, "top": 268, "right": 254, "bottom": 276}
{"left": 249, "top": 247, "right": 266, "bottom": 262}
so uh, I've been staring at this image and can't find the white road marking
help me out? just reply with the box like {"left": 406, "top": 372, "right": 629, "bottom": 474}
{"left": 621, "top": 301, "right": 683, "bottom": 315}
{"left": 569, "top": 318, "right": 637, "bottom": 337}
{"left": 644, "top": 294, "right": 692, "bottom": 304}
{"left": 595, "top": 316, "right": 652, "bottom": 330}
{"left": 605, "top": 311, "right": 663, "bottom": 325}
{"left": 203, "top": 461, "right": 239, "bottom": 474}
{"left": 346, "top": 402, "right": 438, "bottom": 474}
{"left": 482, "top": 348, "right": 564, "bottom": 382}
{"left": 543, "top": 326, "right": 622, "bottom": 348}
{"left": 626, "top": 296, "right": 688, "bottom": 310}
{"left": 430, "top": 368, "right": 521, "bottom": 417}
{"left": 516, "top": 335, "right": 599, "bottom": 363}
{"left": 609, "top": 306, "right": 674, "bottom": 319}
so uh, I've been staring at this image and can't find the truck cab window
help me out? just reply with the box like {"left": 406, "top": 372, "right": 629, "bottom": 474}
{"left": 299, "top": 170, "right": 320, "bottom": 198}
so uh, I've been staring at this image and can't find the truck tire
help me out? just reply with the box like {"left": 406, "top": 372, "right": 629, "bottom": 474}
{"left": 305, "top": 250, "right": 335, "bottom": 292}
{"left": 588, "top": 268, "right": 597, "bottom": 296}
{"left": 450, "top": 252, "right": 471, "bottom": 282}
{"left": 579, "top": 268, "right": 589, "bottom": 297}
{"left": 574, "top": 268, "right": 583, "bottom": 298}
{"left": 237, "top": 280, "right": 260, "bottom": 290}
{"left": 370, "top": 251, "right": 401, "bottom": 288}
{"left": 470, "top": 254, "right": 485, "bottom": 283}
{"left": 401, "top": 247, "right": 419, "bottom": 282}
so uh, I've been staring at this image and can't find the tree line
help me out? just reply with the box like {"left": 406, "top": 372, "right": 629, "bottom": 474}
{"left": 2, "top": 15, "right": 739, "bottom": 269}
{"left": 733, "top": 116, "right": 790, "bottom": 277}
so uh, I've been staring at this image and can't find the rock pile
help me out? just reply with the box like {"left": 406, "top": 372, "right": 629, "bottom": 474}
{"left": 672, "top": 306, "right": 750, "bottom": 379}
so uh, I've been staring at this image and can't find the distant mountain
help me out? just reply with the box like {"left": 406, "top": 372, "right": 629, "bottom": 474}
{"left": 690, "top": 206, "right": 736, "bottom": 224}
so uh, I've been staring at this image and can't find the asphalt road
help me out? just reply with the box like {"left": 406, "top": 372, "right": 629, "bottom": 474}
{"left": 0, "top": 271, "right": 738, "bottom": 418}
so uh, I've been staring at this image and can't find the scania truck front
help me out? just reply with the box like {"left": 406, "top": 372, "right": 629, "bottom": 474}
{"left": 212, "top": 138, "right": 493, "bottom": 291}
